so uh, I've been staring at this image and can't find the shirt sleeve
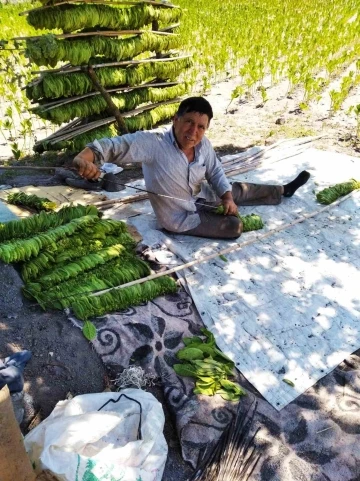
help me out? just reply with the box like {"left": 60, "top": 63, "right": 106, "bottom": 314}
{"left": 86, "top": 131, "right": 155, "bottom": 165}
{"left": 204, "top": 141, "right": 231, "bottom": 198}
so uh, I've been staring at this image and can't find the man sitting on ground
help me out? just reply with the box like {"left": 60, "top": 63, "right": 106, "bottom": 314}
{"left": 72, "top": 96, "right": 310, "bottom": 239}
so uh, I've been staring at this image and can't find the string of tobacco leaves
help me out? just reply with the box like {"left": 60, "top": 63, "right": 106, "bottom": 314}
{"left": 27, "top": 57, "right": 193, "bottom": 100}
{"left": 33, "top": 84, "right": 187, "bottom": 124}
{"left": 0, "top": 205, "right": 177, "bottom": 338}
{"left": 26, "top": 31, "right": 181, "bottom": 67}
{"left": 27, "top": 3, "right": 182, "bottom": 33}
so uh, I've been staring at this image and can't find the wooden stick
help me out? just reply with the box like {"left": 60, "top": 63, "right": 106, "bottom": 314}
{"left": 94, "top": 192, "right": 149, "bottom": 206}
{"left": 89, "top": 190, "right": 357, "bottom": 297}
{"left": 159, "top": 22, "right": 180, "bottom": 32}
{"left": 85, "top": 64, "right": 129, "bottom": 135}
{"left": 31, "top": 54, "right": 191, "bottom": 75}
{"left": 33, "top": 82, "right": 178, "bottom": 111}
{"left": 38, "top": 118, "right": 83, "bottom": 142}
{"left": 14, "top": 30, "right": 177, "bottom": 41}
{"left": 19, "top": 0, "right": 178, "bottom": 16}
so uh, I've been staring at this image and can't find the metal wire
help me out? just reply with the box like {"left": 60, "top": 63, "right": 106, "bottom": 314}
{"left": 97, "top": 392, "right": 143, "bottom": 440}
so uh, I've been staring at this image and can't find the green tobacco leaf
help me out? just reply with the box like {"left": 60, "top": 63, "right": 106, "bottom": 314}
{"left": 283, "top": 378, "right": 295, "bottom": 387}
{"left": 194, "top": 387, "right": 215, "bottom": 396}
{"left": 83, "top": 320, "right": 97, "bottom": 341}
{"left": 216, "top": 389, "right": 240, "bottom": 402}
{"left": 197, "top": 376, "right": 216, "bottom": 383}
{"left": 200, "top": 328, "right": 215, "bottom": 346}
{"left": 177, "top": 347, "right": 204, "bottom": 361}
{"left": 182, "top": 336, "right": 203, "bottom": 347}
{"left": 194, "top": 380, "right": 216, "bottom": 396}
{"left": 196, "top": 344, "right": 216, "bottom": 357}
{"left": 213, "top": 347, "right": 235, "bottom": 367}
{"left": 173, "top": 363, "right": 198, "bottom": 378}
{"left": 220, "top": 379, "right": 246, "bottom": 396}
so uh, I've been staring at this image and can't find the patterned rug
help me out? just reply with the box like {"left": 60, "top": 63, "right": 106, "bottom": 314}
{"left": 70, "top": 290, "right": 360, "bottom": 480}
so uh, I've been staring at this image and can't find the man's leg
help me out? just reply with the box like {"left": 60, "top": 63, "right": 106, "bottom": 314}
{"left": 232, "top": 171, "right": 310, "bottom": 206}
{"left": 179, "top": 209, "right": 242, "bottom": 239}
{"left": 231, "top": 182, "right": 283, "bottom": 206}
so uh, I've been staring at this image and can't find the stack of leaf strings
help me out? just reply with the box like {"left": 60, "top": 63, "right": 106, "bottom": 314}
{"left": 0, "top": 205, "right": 177, "bottom": 338}
{"left": 21, "top": 0, "right": 192, "bottom": 153}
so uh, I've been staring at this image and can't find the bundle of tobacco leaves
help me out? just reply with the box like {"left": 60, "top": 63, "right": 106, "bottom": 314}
{"left": 214, "top": 206, "right": 264, "bottom": 232}
{"left": 0, "top": 205, "right": 177, "bottom": 339}
{"left": 316, "top": 179, "right": 360, "bottom": 204}
{"left": 7, "top": 192, "right": 57, "bottom": 212}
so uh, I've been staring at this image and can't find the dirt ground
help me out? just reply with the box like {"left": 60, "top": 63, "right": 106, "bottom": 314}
{"left": 1, "top": 71, "right": 360, "bottom": 480}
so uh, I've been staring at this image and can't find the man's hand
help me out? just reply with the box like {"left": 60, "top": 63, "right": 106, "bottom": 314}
{"left": 72, "top": 147, "right": 101, "bottom": 180}
{"left": 221, "top": 191, "right": 238, "bottom": 216}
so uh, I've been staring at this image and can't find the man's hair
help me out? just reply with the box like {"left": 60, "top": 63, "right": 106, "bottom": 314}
{"left": 176, "top": 97, "right": 213, "bottom": 121}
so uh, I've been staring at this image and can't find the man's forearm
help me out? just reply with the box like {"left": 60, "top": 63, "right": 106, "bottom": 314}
{"left": 74, "top": 147, "right": 95, "bottom": 164}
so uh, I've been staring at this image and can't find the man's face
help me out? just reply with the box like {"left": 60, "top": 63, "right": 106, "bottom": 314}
{"left": 173, "top": 111, "right": 210, "bottom": 151}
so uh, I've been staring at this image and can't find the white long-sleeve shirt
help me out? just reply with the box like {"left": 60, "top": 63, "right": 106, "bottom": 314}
{"left": 87, "top": 127, "right": 231, "bottom": 232}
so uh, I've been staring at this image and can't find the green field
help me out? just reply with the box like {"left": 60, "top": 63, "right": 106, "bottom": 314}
{"left": 0, "top": 0, "right": 360, "bottom": 157}
{"left": 176, "top": 0, "right": 360, "bottom": 107}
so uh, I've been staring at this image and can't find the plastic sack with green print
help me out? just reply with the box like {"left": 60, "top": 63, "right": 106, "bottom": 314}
{"left": 24, "top": 389, "right": 167, "bottom": 481}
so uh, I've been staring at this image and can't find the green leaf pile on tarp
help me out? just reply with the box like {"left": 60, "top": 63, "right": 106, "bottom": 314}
{"left": 24, "top": 253, "right": 151, "bottom": 309}
{"left": 26, "top": 31, "right": 181, "bottom": 67}
{"left": 7, "top": 192, "right": 57, "bottom": 212}
{"left": 214, "top": 205, "right": 264, "bottom": 232}
{"left": 0, "top": 215, "right": 98, "bottom": 263}
{"left": 28, "top": 3, "right": 182, "bottom": 33}
{"left": 21, "top": 231, "right": 135, "bottom": 282}
{"left": 0, "top": 205, "right": 177, "bottom": 340}
{"left": 34, "top": 83, "right": 187, "bottom": 124}
{"left": 0, "top": 204, "right": 98, "bottom": 242}
{"left": 26, "top": 57, "right": 193, "bottom": 101}
{"left": 173, "top": 328, "right": 246, "bottom": 402}
{"left": 316, "top": 179, "right": 360, "bottom": 204}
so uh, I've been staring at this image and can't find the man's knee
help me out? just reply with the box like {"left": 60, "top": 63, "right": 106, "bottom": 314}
{"left": 226, "top": 216, "right": 242, "bottom": 238}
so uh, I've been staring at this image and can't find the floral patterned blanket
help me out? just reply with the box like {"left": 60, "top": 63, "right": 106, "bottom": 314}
{"left": 80, "top": 290, "right": 360, "bottom": 480}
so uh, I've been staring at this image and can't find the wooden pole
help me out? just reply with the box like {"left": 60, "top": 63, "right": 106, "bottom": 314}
{"left": 89, "top": 190, "right": 356, "bottom": 297}
{"left": 14, "top": 30, "right": 177, "bottom": 41}
{"left": 0, "top": 385, "right": 36, "bottom": 481}
{"left": 94, "top": 193, "right": 149, "bottom": 206}
{"left": 85, "top": 65, "right": 129, "bottom": 135}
